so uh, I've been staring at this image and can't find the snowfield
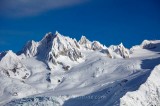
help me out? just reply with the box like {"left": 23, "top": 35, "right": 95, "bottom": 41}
{"left": 120, "top": 65, "right": 160, "bottom": 106}
{"left": 0, "top": 31, "right": 160, "bottom": 106}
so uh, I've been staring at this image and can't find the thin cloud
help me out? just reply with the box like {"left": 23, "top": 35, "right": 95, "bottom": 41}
{"left": 0, "top": 0, "right": 90, "bottom": 17}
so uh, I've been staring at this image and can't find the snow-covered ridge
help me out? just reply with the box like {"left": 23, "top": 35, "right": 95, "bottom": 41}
{"left": 21, "top": 31, "right": 130, "bottom": 60}
{"left": 22, "top": 40, "right": 38, "bottom": 58}
{"left": 107, "top": 43, "right": 130, "bottom": 58}
{"left": 79, "top": 35, "right": 92, "bottom": 49}
{"left": 0, "top": 31, "right": 131, "bottom": 80}
{"left": 0, "top": 31, "right": 159, "bottom": 79}
{"left": 21, "top": 31, "right": 83, "bottom": 69}
{"left": 141, "top": 40, "right": 160, "bottom": 49}
{"left": 79, "top": 35, "right": 106, "bottom": 50}
{"left": 130, "top": 40, "right": 160, "bottom": 53}
{"left": 120, "top": 64, "right": 160, "bottom": 106}
{"left": 0, "top": 31, "right": 160, "bottom": 106}
{"left": 19, "top": 31, "right": 131, "bottom": 69}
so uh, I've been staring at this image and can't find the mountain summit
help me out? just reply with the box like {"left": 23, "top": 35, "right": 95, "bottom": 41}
{"left": 20, "top": 31, "right": 130, "bottom": 70}
{"left": 0, "top": 32, "right": 160, "bottom": 106}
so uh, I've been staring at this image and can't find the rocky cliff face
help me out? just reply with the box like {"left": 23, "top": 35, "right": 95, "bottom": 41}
{"left": 19, "top": 31, "right": 132, "bottom": 70}
{"left": 22, "top": 40, "right": 38, "bottom": 57}
{"left": 108, "top": 43, "right": 130, "bottom": 58}
{"left": 21, "top": 31, "right": 83, "bottom": 70}
{"left": 101, "top": 43, "right": 130, "bottom": 59}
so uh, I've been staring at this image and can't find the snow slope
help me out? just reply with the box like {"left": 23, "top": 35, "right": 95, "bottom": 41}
{"left": 120, "top": 65, "right": 160, "bottom": 106}
{"left": 0, "top": 32, "right": 160, "bottom": 106}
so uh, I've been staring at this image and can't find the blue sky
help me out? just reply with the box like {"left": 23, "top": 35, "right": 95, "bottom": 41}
{"left": 0, "top": 0, "right": 160, "bottom": 52}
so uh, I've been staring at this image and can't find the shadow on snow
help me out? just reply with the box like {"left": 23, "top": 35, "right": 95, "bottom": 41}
{"left": 63, "top": 57, "right": 160, "bottom": 106}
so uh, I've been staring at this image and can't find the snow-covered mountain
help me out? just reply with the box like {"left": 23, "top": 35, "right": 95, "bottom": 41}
{"left": 0, "top": 31, "right": 160, "bottom": 106}
{"left": 20, "top": 31, "right": 128, "bottom": 70}
{"left": 21, "top": 31, "right": 83, "bottom": 70}
{"left": 101, "top": 43, "right": 130, "bottom": 59}
{"left": 79, "top": 35, "right": 105, "bottom": 50}
{"left": 0, "top": 50, "right": 30, "bottom": 80}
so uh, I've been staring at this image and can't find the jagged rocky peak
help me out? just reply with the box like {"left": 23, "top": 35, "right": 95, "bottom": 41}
{"left": 108, "top": 43, "right": 130, "bottom": 58}
{"left": 21, "top": 31, "right": 82, "bottom": 70}
{"left": 101, "top": 48, "right": 114, "bottom": 58}
{"left": 21, "top": 31, "right": 83, "bottom": 66}
{"left": 22, "top": 40, "right": 38, "bottom": 57}
{"left": 46, "top": 31, "right": 82, "bottom": 58}
{"left": 79, "top": 36, "right": 105, "bottom": 50}
{"left": 79, "top": 35, "right": 91, "bottom": 45}
{"left": 117, "top": 43, "right": 130, "bottom": 58}
{"left": 52, "top": 32, "right": 80, "bottom": 51}
{"left": 41, "top": 31, "right": 82, "bottom": 70}
{"left": 0, "top": 50, "right": 30, "bottom": 80}
{"left": 91, "top": 41, "right": 104, "bottom": 50}
{"left": 79, "top": 35, "right": 92, "bottom": 49}
{"left": 40, "top": 32, "right": 54, "bottom": 45}
{"left": 55, "top": 30, "right": 60, "bottom": 36}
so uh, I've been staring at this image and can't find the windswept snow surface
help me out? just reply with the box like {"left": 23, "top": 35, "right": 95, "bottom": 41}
{"left": 0, "top": 32, "right": 160, "bottom": 106}
{"left": 120, "top": 65, "right": 160, "bottom": 106}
